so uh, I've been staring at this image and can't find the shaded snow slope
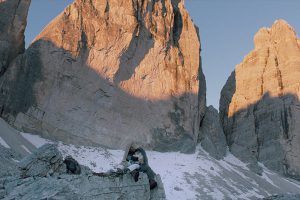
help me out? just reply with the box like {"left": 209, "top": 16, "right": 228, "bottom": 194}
{"left": 16, "top": 133, "right": 300, "bottom": 200}
{"left": 1, "top": 119, "right": 300, "bottom": 200}
{"left": 0, "top": 118, "right": 36, "bottom": 157}
{"left": 0, "top": 135, "right": 10, "bottom": 148}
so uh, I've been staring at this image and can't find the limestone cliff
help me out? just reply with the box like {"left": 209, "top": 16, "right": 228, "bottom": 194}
{"left": 0, "top": 0, "right": 206, "bottom": 152}
{"left": 199, "top": 106, "right": 227, "bottom": 160}
{"left": 220, "top": 20, "right": 300, "bottom": 178}
{"left": 0, "top": 0, "right": 31, "bottom": 76}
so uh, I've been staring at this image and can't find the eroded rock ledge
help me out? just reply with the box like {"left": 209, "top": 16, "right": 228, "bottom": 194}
{"left": 0, "top": 144, "right": 166, "bottom": 200}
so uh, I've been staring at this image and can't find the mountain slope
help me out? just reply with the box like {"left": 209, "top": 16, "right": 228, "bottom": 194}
{"left": 0, "top": 0, "right": 206, "bottom": 153}
{"left": 1, "top": 119, "right": 300, "bottom": 200}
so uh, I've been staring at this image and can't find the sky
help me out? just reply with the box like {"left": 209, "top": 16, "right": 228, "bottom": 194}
{"left": 25, "top": 0, "right": 300, "bottom": 109}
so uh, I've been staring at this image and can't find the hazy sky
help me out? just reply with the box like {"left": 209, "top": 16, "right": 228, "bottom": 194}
{"left": 25, "top": 0, "right": 300, "bottom": 109}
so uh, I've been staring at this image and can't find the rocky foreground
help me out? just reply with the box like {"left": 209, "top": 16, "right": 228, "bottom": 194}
{"left": 2, "top": 118, "right": 300, "bottom": 200}
{"left": 0, "top": 144, "right": 165, "bottom": 200}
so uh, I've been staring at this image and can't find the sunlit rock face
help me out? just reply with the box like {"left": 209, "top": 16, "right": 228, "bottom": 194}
{"left": 220, "top": 20, "right": 300, "bottom": 178}
{"left": 0, "top": 0, "right": 31, "bottom": 76}
{"left": 0, "top": 0, "right": 206, "bottom": 152}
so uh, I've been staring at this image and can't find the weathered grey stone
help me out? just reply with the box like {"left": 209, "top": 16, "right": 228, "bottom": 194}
{"left": 263, "top": 194, "right": 300, "bottom": 200}
{"left": 220, "top": 20, "right": 300, "bottom": 178}
{"left": 0, "top": 0, "right": 206, "bottom": 153}
{"left": 0, "top": 145, "right": 20, "bottom": 178}
{"left": 0, "top": 0, "right": 31, "bottom": 75}
{"left": 150, "top": 175, "right": 166, "bottom": 200}
{"left": 0, "top": 189, "right": 5, "bottom": 199}
{"left": 3, "top": 174, "right": 165, "bottom": 200}
{"left": 199, "top": 106, "right": 227, "bottom": 160}
{"left": 19, "top": 144, "right": 64, "bottom": 178}
{"left": 2, "top": 144, "right": 166, "bottom": 200}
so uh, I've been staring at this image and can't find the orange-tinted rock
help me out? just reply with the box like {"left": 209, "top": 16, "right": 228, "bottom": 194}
{"left": 1, "top": 0, "right": 206, "bottom": 152}
{"left": 220, "top": 20, "right": 300, "bottom": 177}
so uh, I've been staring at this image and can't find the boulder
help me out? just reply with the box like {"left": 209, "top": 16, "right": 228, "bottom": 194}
{"left": 19, "top": 144, "right": 64, "bottom": 178}
{"left": 3, "top": 174, "right": 165, "bottom": 200}
{"left": 0, "top": 145, "right": 21, "bottom": 178}
{"left": 220, "top": 20, "right": 300, "bottom": 178}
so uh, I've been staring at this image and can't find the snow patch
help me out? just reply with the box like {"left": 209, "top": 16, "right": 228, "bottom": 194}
{"left": 21, "top": 145, "right": 32, "bottom": 154}
{"left": 20, "top": 132, "right": 52, "bottom": 148}
{"left": 11, "top": 158, "right": 19, "bottom": 163}
{"left": 14, "top": 133, "right": 300, "bottom": 200}
{"left": 224, "top": 153, "right": 249, "bottom": 170}
{"left": 261, "top": 164, "right": 300, "bottom": 191}
{"left": 57, "top": 142, "right": 124, "bottom": 172}
{"left": 0, "top": 136, "right": 10, "bottom": 148}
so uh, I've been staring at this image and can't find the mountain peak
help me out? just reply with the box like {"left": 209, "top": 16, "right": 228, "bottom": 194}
{"left": 220, "top": 19, "right": 300, "bottom": 179}
{"left": 0, "top": 0, "right": 206, "bottom": 153}
{"left": 254, "top": 19, "right": 298, "bottom": 49}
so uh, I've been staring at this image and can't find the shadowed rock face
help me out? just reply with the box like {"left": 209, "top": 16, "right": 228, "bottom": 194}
{"left": 0, "top": 0, "right": 206, "bottom": 153}
{"left": 199, "top": 106, "right": 227, "bottom": 160}
{"left": 220, "top": 20, "right": 300, "bottom": 178}
{"left": 0, "top": 0, "right": 31, "bottom": 76}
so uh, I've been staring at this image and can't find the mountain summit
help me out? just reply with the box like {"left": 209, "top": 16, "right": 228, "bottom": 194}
{"left": 220, "top": 19, "right": 300, "bottom": 178}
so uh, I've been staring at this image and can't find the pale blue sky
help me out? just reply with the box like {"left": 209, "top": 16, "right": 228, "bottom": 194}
{"left": 25, "top": 0, "right": 300, "bottom": 109}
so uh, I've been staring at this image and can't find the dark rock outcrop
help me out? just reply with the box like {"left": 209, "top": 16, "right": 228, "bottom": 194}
{"left": 0, "top": 0, "right": 206, "bottom": 153}
{"left": 0, "top": 0, "right": 31, "bottom": 76}
{"left": 220, "top": 20, "right": 300, "bottom": 178}
{"left": 19, "top": 144, "right": 64, "bottom": 178}
{"left": 199, "top": 106, "right": 227, "bottom": 159}
{"left": 0, "top": 145, "right": 21, "bottom": 178}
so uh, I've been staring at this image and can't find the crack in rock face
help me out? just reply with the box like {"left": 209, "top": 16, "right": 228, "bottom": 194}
{"left": 0, "top": 0, "right": 206, "bottom": 153}
{"left": 220, "top": 20, "right": 300, "bottom": 179}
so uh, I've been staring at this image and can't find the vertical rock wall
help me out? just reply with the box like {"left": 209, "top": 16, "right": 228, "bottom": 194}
{"left": 0, "top": 0, "right": 31, "bottom": 76}
{"left": 220, "top": 20, "right": 300, "bottom": 178}
{"left": 0, "top": 0, "right": 206, "bottom": 153}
